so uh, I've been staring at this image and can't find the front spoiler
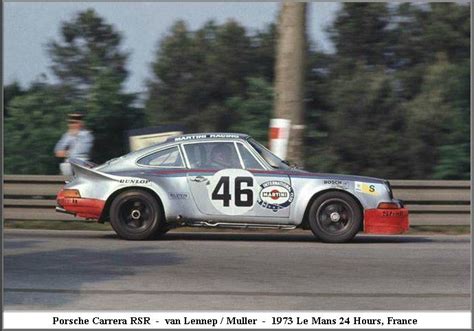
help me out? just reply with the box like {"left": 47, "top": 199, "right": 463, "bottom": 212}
{"left": 364, "top": 208, "right": 409, "bottom": 234}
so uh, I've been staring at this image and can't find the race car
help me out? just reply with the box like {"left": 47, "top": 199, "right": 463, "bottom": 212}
{"left": 56, "top": 133, "right": 409, "bottom": 242}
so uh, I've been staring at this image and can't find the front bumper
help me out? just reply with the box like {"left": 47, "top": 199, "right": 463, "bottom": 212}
{"left": 56, "top": 190, "right": 105, "bottom": 220}
{"left": 364, "top": 207, "right": 409, "bottom": 234}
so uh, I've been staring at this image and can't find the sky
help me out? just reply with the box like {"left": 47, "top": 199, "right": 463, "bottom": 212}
{"left": 4, "top": 2, "right": 340, "bottom": 93}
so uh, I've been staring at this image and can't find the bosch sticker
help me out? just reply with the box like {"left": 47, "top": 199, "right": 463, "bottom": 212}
{"left": 323, "top": 179, "right": 349, "bottom": 189}
{"left": 257, "top": 181, "right": 294, "bottom": 212}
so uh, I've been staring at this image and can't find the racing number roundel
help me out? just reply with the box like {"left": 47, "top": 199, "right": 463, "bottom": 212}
{"left": 208, "top": 169, "right": 255, "bottom": 215}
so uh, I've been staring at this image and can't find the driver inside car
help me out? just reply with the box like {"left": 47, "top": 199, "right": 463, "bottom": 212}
{"left": 209, "top": 144, "right": 238, "bottom": 168}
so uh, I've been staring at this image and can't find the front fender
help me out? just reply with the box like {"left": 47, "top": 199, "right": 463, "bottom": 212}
{"left": 290, "top": 177, "right": 392, "bottom": 225}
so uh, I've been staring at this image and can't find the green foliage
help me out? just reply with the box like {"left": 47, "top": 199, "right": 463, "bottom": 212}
{"left": 145, "top": 20, "right": 275, "bottom": 132}
{"left": 4, "top": 9, "right": 142, "bottom": 173}
{"left": 4, "top": 3, "right": 470, "bottom": 179}
{"left": 85, "top": 70, "right": 144, "bottom": 163}
{"left": 47, "top": 8, "right": 128, "bottom": 98}
{"left": 402, "top": 57, "right": 470, "bottom": 179}
{"left": 4, "top": 81, "right": 26, "bottom": 117}
{"left": 328, "top": 3, "right": 394, "bottom": 66}
{"left": 47, "top": 8, "right": 140, "bottom": 165}
{"left": 4, "top": 84, "right": 67, "bottom": 174}
{"left": 307, "top": 65, "right": 409, "bottom": 178}
{"left": 227, "top": 77, "right": 274, "bottom": 143}
{"left": 303, "top": 2, "right": 470, "bottom": 179}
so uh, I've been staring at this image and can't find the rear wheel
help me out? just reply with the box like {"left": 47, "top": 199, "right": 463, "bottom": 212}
{"left": 309, "top": 191, "right": 362, "bottom": 243}
{"left": 110, "top": 190, "right": 164, "bottom": 240}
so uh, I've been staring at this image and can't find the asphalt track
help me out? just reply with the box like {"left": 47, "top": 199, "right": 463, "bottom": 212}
{"left": 4, "top": 229, "right": 471, "bottom": 310}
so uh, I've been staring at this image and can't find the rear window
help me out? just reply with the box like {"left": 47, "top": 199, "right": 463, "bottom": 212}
{"left": 137, "top": 147, "right": 184, "bottom": 167}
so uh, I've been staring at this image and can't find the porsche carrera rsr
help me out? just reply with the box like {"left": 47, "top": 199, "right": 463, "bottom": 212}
{"left": 56, "top": 133, "right": 409, "bottom": 242}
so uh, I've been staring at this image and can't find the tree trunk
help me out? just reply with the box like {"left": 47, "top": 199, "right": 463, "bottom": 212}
{"left": 273, "top": 2, "right": 306, "bottom": 166}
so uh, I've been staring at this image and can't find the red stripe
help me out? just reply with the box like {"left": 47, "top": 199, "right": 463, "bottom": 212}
{"left": 269, "top": 127, "right": 281, "bottom": 140}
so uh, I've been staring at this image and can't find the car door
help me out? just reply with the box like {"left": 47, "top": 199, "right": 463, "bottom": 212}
{"left": 183, "top": 141, "right": 255, "bottom": 218}
{"left": 183, "top": 140, "right": 292, "bottom": 220}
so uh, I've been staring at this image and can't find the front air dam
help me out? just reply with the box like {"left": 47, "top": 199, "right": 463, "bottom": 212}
{"left": 364, "top": 208, "right": 409, "bottom": 234}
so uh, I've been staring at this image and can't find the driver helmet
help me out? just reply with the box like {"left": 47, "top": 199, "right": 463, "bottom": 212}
{"left": 210, "top": 144, "right": 233, "bottom": 167}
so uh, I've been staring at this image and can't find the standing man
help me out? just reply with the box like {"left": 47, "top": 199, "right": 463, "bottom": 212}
{"left": 54, "top": 112, "right": 94, "bottom": 175}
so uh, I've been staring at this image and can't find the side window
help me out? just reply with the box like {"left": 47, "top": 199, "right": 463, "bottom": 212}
{"left": 237, "top": 143, "right": 264, "bottom": 170}
{"left": 138, "top": 147, "right": 184, "bottom": 167}
{"left": 183, "top": 142, "right": 242, "bottom": 169}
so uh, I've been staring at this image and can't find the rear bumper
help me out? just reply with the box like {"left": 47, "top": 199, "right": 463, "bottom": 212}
{"left": 56, "top": 190, "right": 105, "bottom": 220}
{"left": 364, "top": 208, "right": 409, "bottom": 234}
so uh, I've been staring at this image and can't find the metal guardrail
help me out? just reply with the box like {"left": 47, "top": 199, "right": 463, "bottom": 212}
{"left": 3, "top": 176, "right": 471, "bottom": 226}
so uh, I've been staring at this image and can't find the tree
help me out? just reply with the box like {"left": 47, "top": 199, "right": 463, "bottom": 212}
{"left": 4, "top": 81, "right": 26, "bottom": 117}
{"left": 402, "top": 56, "right": 470, "bottom": 179}
{"left": 392, "top": 3, "right": 470, "bottom": 100}
{"left": 228, "top": 77, "right": 273, "bottom": 143}
{"left": 47, "top": 8, "right": 128, "bottom": 99}
{"left": 47, "top": 9, "right": 141, "bottom": 163}
{"left": 328, "top": 3, "right": 394, "bottom": 67}
{"left": 146, "top": 20, "right": 276, "bottom": 133}
{"left": 86, "top": 69, "right": 144, "bottom": 163}
{"left": 303, "top": 2, "right": 470, "bottom": 179}
{"left": 4, "top": 83, "right": 67, "bottom": 174}
{"left": 321, "top": 65, "right": 408, "bottom": 178}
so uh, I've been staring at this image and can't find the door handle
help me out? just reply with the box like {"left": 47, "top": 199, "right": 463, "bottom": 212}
{"left": 191, "top": 176, "right": 209, "bottom": 183}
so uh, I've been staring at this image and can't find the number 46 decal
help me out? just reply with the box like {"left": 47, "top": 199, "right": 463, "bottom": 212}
{"left": 208, "top": 169, "right": 256, "bottom": 215}
{"left": 211, "top": 176, "right": 253, "bottom": 207}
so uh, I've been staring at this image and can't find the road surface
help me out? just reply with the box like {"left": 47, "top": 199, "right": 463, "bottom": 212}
{"left": 4, "top": 229, "right": 470, "bottom": 310}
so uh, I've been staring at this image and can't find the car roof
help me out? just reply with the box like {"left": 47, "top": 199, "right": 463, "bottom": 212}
{"left": 121, "top": 133, "right": 250, "bottom": 161}
{"left": 166, "top": 132, "right": 250, "bottom": 143}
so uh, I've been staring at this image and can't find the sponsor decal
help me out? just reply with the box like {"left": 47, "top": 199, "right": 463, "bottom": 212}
{"left": 323, "top": 179, "right": 349, "bottom": 189}
{"left": 355, "top": 181, "right": 378, "bottom": 195}
{"left": 257, "top": 180, "right": 294, "bottom": 212}
{"left": 174, "top": 135, "right": 208, "bottom": 141}
{"left": 382, "top": 210, "right": 404, "bottom": 217}
{"left": 169, "top": 193, "right": 189, "bottom": 200}
{"left": 208, "top": 169, "right": 256, "bottom": 216}
{"left": 119, "top": 178, "right": 150, "bottom": 184}
{"left": 174, "top": 134, "right": 240, "bottom": 142}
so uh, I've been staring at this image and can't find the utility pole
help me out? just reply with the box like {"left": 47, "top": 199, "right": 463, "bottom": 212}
{"left": 273, "top": 2, "right": 306, "bottom": 166}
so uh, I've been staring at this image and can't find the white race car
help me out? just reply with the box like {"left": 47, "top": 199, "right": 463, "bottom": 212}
{"left": 57, "top": 133, "right": 409, "bottom": 242}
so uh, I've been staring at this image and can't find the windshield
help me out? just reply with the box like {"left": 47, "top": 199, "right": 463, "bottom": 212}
{"left": 247, "top": 138, "right": 291, "bottom": 170}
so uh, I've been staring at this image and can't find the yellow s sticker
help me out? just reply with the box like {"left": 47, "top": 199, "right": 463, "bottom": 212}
{"left": 355, "top": 182, "right": 378, "bottom": 195}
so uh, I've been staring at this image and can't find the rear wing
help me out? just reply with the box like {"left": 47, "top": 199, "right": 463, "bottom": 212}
{"left": 69, "top": 158, "right": 116, "bottom": 181}
{"left": 68, "top": 158, "right": 97, "bottom": 169}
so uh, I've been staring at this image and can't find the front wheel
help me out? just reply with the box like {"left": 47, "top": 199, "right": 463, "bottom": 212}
{"left": 110, "top": 190, "right": 164, "bottom": 240}
{"left": 309, "top": 191, "right": 362, "bottom": 243}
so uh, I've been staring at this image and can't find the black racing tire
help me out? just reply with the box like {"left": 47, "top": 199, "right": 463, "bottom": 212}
{"left": 308, "top": 191, "right": 362, "bottom": 243}
{"left": 110, "top": 190, "right": 164, "bottom": 240}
